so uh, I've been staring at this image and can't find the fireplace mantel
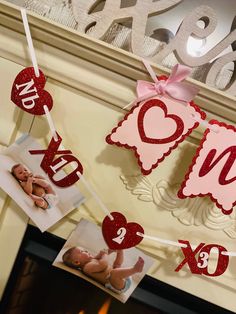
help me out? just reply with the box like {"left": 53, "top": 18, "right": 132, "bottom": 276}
{"left": 0, "top": 1, "right": 235, "bottom": 312}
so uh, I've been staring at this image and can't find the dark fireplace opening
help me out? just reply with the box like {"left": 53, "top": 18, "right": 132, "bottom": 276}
{"left": 0, "top": 225, "right": 233, "bottom": 314}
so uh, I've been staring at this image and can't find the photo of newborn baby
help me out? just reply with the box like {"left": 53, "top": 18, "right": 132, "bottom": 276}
{"left": 63, "top": 247, "right": 144, "bottom": 294}
{"left": 0, "top": 134, "right": 84, "bottom": 232}
{"left": 53, "top": 219, "right": 154, "bottom": 303}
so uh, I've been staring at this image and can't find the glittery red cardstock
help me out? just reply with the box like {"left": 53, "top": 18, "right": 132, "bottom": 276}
{"left": 102, "top": 212, "right": 144, "bottom": 250}
{"left": 106, "top": 96, "right": 205, "bottom": 175}
{"left": 175, "top": 240, "right": 229, "bottom": 277}
{"left": 29, "top": 133, "right": 83, "bottom": 188}
{"left": 11, "top": 67, "right": 53, "bottom": 115}
{"left": 178, "top": 120, "right": 236, "bottom": 215}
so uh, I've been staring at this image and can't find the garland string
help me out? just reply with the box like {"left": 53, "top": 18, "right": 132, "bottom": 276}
{"left": 21, "top": 8, "right": 39, "bottom": 77}
{"left": 21, "top": 8, "right": 57, "bottom": 141}
{"left": 20, "top": 8, "right": 236, "bottom": 257}
{"left": 43, "top": 105, "right": 58, "bottom": 141}
{"left": 21, "top": 8, "right": 114, "bottom": 221}
{"left": 137, "top": 232, "right": 236, "bottom": 256}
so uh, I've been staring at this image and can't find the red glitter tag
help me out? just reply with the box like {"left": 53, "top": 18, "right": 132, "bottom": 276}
{"left": 11, "top": 67, "right": 53, "bottom": 115}
{"left": 175, "top": 240, "right": 229, "bottom": 277}
{"left": 29, "top": 133, "right": 83, "bottom": 187}
{"left": 102, "top": 212, "right": 144, "bottom": 250}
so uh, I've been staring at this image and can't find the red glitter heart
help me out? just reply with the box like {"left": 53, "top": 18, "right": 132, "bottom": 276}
{"left": 138, "top": 99, "right": 184, "bottom": 144}
{"left": 102, "top": 212, "right": 144, "bottom": 250}
{"left": 11, "top": 67, "right": 53, "bottom": 115}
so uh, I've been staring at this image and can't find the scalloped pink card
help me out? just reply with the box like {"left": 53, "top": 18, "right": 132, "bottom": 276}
{"left": 178, "top": 120, "right": 236, "bottom": 215}
{"left": 106, "top": 96, "right": 205, "bottom": 175}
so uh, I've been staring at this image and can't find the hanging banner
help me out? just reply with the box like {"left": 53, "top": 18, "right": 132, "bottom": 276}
{"left": 5, "top": 9, "right": 236, "bottom": 290}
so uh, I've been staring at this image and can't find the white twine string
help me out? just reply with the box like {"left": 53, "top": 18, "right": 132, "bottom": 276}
{"left": 21, "top": 8, "right": 114, "bottom": 221}
{"left": 191, "top": 114, "right": 219, "bottom": 133}
{"left": 76, "top": 172, "right": 114, "bottom": 221}
{"left": 222, "top": 251, "right": 236, "bottom": 257}
{"left": 43, "top": 105, "right": 58, "bottom": 141}
{"left": 137, "top": 232, "right": 236, "bottom": 257}
{"left": 123, "top": 100, "right": 136, "bottom": 110}
{"left": 58, "top": 143, "right": 114, "bottom": 221}
{"left": 21, "top": 8, "right": 58, "bottom": 142}
{"left": 122, "top": 92, "right": 156, "bottom": 110}
{"left": 141, "top": 58, "right": 158, "bottom": 83}
{"left": 21, "top": 8, "right": 39, "bottom": 77}
{"left": 137, "top": 232, "right": 187, "bottom": 248}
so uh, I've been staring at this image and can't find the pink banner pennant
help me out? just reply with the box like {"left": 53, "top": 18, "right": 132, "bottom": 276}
{"left": 178, "top": 120, "right": 236, "bottom": 215}
{"left": 106, "top": 63, "right": 204, "bottom": 175}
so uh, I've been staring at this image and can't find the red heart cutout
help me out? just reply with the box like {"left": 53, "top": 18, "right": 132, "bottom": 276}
{"left": 11, "top": 67, "right": 53, "bottom": 115}
{"left": 102, "top": 212, "right": 144, "bottom": 250}
{"left": 138, "top": 99, "right": 184, "bottom": 144}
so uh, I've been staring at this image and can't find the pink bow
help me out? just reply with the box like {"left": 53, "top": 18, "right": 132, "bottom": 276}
{"left": 136, "top": 61, "right": 199, "bottom": 103}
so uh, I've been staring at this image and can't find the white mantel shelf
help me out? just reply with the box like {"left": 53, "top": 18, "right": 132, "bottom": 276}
{"left": 0, "top": 1, "right": 236, "bottom": 125}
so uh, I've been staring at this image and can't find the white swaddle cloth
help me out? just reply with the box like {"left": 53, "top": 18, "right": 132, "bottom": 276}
{"left": 43, "top": 193, "right": 59, "bottom": 209}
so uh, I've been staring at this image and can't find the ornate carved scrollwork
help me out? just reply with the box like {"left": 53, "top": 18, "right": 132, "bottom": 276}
{"left": 121, "top": 174, "right": 236, "bottom": 238}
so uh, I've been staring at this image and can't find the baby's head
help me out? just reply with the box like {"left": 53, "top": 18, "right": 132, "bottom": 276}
{"left": 62, "top": 246, "right": 93, "bottom": 269}
{"left": 11, "top": 164, "right": 31, "bottom": 182}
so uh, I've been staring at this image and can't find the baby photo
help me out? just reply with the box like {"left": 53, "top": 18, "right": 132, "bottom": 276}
{"left": 0, "top": 134, "right": 84, "bottom": 232}
{"left": 53, "top": 219, "right": 154, "bottom": 303}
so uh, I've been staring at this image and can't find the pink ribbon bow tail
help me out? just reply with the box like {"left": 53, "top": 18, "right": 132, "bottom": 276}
{"left": 136, "top": 63, "right": 200, "bottom": 103}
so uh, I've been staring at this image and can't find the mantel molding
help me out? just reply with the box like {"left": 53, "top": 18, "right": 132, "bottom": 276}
{"left": 0, "top": 0, "right": 236, "bottom": 127}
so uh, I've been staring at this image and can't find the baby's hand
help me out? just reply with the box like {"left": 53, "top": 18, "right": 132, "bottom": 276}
{"left": 27, "top": 176, "right": 34, "bottom": 183}
{"left": 96, "top": 249, "right": 108, "bottom": 259}
{"left": 34, "top": 174, "right": 45, "bottom": 179}
{"left": 108, "top": 249, "right": 116, "bottom": 254}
